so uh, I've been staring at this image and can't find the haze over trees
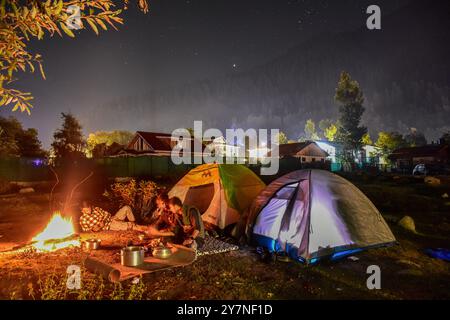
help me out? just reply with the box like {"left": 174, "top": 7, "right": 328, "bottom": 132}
{"left": 304, "top": 119, "right": 319, "bottom": 141}
{"left": 404, "top": 128, "right": 427, "bottom": 147}
{"left": 86, "top": 2, "right": 450, "bottom": 143}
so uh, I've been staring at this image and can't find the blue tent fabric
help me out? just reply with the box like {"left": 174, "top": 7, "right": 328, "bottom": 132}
{"left": 425, "top": 248, "right": 450, "bottom": 262}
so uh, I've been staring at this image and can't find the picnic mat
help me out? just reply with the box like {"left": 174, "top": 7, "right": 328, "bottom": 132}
{"left": 197, "top": 236, "right": 239, "bottom": 257}
{"left": 84, "top": 244, "right": 196, "bottom": 283}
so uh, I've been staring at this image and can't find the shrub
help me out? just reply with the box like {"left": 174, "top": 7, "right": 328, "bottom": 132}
{"left": 103, "top": 179, "right": 159, "bottom": 213}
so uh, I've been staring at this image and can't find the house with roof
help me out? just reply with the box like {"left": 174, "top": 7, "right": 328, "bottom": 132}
{"left": 277, "top": 141, "right": 329, "bottom": 163}
{"left": 203, "top": 136, "right": 241, "bottom": 158}
{"left": 115, "top": 131, "right": 204, "bottom": 157}
{"left": 315, "top": 140, "right": 385, "bottom": 165}
{"left": 389, "top": 143, "right": 449, "bottom": 168}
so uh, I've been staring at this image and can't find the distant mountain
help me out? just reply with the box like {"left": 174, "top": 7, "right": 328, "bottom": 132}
{"left": 86, "top": 0, "right": 450, "bottom": 141}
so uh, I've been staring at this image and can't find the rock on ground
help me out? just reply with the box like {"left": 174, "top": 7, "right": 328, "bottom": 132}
{"left": 398, "top": 216, "right": 417, "bottom": 233}
{"left": 19, "top": 187, "right": 35, "bottom": 194}
{"left": 424, "top": 176, "right": 440, "bottom": 186}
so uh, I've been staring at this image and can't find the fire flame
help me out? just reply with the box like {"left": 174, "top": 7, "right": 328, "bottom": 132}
{"left": 32, "top": 212, "right": 80, "bottom": 252}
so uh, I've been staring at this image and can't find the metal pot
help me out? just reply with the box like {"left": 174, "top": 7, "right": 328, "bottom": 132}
{"left": 84, "top": 239, "right": 101, "bottom": 250}
{"left": 121, "top": 246, "right": 145, "bottom": 267}
{"left": 152, "top": 246, "right": 172, "bottom": 259}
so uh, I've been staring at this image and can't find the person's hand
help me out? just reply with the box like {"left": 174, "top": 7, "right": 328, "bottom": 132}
{"left": 147, "top": 226, "right": 174, "bottom": 237}
{"left": 191, "top": 229, "right": 200, "bottom": 239}
{"left": 183, "top": 239, "right": 193, "bottom": 246}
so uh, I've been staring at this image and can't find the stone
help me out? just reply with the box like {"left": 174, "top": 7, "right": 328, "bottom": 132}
{"left": 424, "top": 176, "right": 440, "bottom": 186}
{"left": 19, "top": 187, "right": 35, "bottom": 194}
{"left": 398, "top": 216, "right": 417, "bottom": 233}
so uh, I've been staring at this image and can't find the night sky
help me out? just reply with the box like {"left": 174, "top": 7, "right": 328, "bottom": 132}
{"left": 6, "top": 0, "right": 439, "bottom": 147}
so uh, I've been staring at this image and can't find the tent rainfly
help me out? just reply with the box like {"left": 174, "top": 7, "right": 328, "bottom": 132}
{"left": 246, "top": 169, "right": 396, "bottom": 263}
{"left": 169, "top": 164, "right": 266, "bottom": 229}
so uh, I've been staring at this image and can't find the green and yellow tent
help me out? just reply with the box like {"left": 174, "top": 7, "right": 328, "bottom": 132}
{"left": 169, "top": 164, "right": 266, "bottom": 229}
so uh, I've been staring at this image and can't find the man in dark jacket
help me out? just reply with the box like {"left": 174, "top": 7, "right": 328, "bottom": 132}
{"left": 167, "top": 197, "right": 205, "bottom": 249}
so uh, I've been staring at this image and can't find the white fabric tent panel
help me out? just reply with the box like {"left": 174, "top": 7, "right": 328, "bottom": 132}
{"left": 201, "top": 181, "right": 240, "bottom": 229}
{"left": 279, "top": 182, "right": 308, "bottom": 250}
{"left": 308, "top": 172, "right": 353, "bottom": 255}
{"left": 202, "top": 181, "right": 223, "bottom": 226}
{"left": 253, "top": 199, "right": 289, "bottom": 239}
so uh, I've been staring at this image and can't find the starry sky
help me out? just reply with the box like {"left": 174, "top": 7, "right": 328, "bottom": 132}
{"left": 8, "top": 0, "right": 412, "bottom": 147}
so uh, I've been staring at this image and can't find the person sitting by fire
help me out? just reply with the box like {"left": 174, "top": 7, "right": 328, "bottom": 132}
{"left": 79, "top": 201, "right": 148, "bottom": 232}
{"left": 165, "top": 197, "right": 205, "bottom": 249}
{"left": 142, "top": 192, "right": 171, "bottom": 226}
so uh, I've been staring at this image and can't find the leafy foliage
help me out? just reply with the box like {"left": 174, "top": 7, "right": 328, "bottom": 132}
{"left": 51, "top": 112, "right": 85, "bottom": 160}
{"left": 103, "top": 178, "right": 159, "bottom": 214}
{"left": 86, "top": 130, "right": 133, "bottom": 157}
{"left": 275, "top": 131, "right": 288, "bottom": 144}
{"left": 304, "top": 119, "right": 319, "bottom": 141}
{"left": 0, "top": 0, "right": 148, "bottom": 113}
{"left": 0, "top": 115, "right": 45, "bottom": 156}
{"left": 375, "top": 131, "right": 407, "bottom": 162}
{"left": 323, "top": 123, "right": 338, "bottom": 142}
{"left": 361, "top": 133, "right": 373, "bottom": 146}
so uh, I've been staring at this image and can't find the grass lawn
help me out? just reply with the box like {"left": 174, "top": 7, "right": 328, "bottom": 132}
{"left": 0, "top": 173, "right": 449, "bottom": 300}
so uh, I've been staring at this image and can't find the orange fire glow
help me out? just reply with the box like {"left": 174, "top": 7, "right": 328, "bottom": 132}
{"left": 32, "top": 212, "right": 80, "bottom": 252}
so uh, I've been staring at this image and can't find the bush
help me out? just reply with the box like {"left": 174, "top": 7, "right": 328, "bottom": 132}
{"left": 103, "top": 179, "right": 159, "bottom": 214}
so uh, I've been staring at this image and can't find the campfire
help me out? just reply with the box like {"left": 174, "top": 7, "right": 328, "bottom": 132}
{"left": 32, "top": 212, "right": 80, "bottom": 252}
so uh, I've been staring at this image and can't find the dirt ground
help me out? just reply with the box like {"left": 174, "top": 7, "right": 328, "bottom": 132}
{"left": 0, "top": 173, "right": 449, "bottom": 300}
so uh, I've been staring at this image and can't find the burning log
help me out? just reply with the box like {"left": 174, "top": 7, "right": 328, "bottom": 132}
{"left": 31, "top": 212, "right": 81, "bottom": 252}
{"left": 0, "top": 235, "right": 81, "bottom": 255}
{"left": 41, "top": 234, "right": 81, "bottom": 249}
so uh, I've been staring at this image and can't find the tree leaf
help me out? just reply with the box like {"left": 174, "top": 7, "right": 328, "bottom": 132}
{"left": 27, "top": 61, "right": 35, "bottom": 73}
{"left": 54, "top": 0, "right": 63, "bottom": 15}
{"left": 60, "top": 21, "right": 75, "bottom": 38}
{"left": 86, "top": 18, "right": 99, "bottom": 35}
{"left": 39, "top": 63, "right": 46, "bottom": 80}
{"left": 12, "top": 102, "right": 20, "bottom": 112}
{"left": 95, "top": 18, "right": 107, "bottom": 31}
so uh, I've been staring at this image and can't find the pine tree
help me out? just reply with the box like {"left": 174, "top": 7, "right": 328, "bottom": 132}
{"left": 51, "top": 113, "right": 86, "bottom": 161}
{"left": 334, "top": 71, "right": 367, "bottom": 161}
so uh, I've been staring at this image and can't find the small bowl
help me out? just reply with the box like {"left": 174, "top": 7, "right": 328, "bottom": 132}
{"left": 152, "top": 246, "right": 172, "bottom": 259}
{"left": 84, "top": 239, "right": 101, "bottom": 250}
